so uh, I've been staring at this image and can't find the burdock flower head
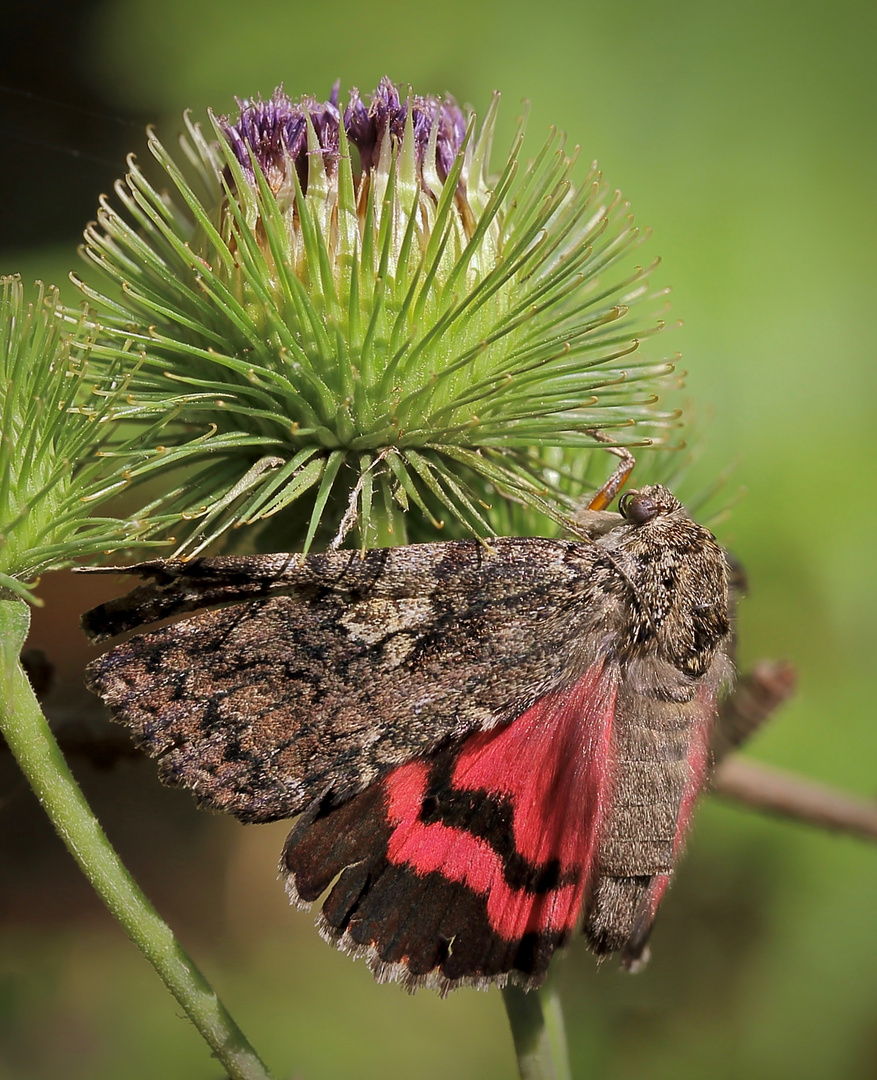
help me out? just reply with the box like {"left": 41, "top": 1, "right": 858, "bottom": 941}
{"left": 79, "top": 78, "right": 679, "bottom": 555}
{"left": 0, "top": 278, "right": 173, "bottom": 602}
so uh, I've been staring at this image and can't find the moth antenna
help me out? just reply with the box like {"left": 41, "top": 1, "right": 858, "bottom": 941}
{"left": 585, "top": 430, "right": 636, "bottom": 511}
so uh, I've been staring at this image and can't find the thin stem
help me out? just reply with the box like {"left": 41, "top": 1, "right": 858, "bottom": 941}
{"left": 502, "top": 982, "right": 570, "bottom": 1080}
{"left": 713, "top": 660, "right": 797, "bottom": 761}
{"left": 713, "top": 756, "right": 877, "bottom": 842}
{"left": 541, "top": 979, "right": 572, "bottom": 1080}
{"left": 0, "top": 598, "right": 276, "bottom": 1080}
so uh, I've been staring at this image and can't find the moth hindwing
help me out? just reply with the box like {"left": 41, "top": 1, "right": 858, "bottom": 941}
{"left": 82, "top": 484, "right": 732, "bottom": 993}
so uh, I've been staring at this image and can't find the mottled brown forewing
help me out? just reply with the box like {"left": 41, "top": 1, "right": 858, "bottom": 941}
{"left": 83, "top": 539, "right": 611, "bottom": 821}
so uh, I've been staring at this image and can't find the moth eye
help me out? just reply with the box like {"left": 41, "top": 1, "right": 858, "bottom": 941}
{"left": 619, "top": 492, "right": 659, "bottom": 525}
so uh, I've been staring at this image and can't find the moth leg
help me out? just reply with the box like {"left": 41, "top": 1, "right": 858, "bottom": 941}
{"left": 586, "top": 431, "right": 636, "bottom": 511}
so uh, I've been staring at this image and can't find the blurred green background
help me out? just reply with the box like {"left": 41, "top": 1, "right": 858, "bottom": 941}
{"left": 2, "top": 1, "right": 876, "bottom": 1078}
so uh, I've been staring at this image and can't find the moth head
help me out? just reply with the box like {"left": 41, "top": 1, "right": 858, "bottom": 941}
{"left": 617, "top": 485, "right": 683, "bottom": 525}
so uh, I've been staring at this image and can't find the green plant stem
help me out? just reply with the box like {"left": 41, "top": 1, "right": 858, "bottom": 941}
{"left": 502, "top": 979, "right": 571, "bottom": 1080}
{"left": 0, "top": 597, "right": 276, "bottom": 1080}
{"left": 541, "top": 980, "right": 572, "bottom": 1080}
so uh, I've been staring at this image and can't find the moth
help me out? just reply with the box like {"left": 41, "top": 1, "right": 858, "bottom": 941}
{"left": 81, "top": 483, "right": 732, "bottom": 993}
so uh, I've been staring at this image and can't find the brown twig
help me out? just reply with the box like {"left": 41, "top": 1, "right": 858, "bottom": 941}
{"left": 710, "top": 657, "right": 877, "bottom": 843}
{"left": 713, "top": 659, "right": 798, "bottom": 760}
{"left": 713, "top": 756, "right": 877, "bottom": 843}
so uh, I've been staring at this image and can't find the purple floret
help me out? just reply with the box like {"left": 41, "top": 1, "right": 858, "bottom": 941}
{"left": 221, "top": 78, "right": 467, "bottom": 192}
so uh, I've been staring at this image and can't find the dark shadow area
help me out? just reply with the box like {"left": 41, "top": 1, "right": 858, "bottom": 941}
{"left": 0, "top": 2, "right": 149, "bottom": 249}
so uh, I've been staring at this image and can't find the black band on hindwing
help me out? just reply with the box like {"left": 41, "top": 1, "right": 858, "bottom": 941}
{"left": 418, "top": 745, "right": 579, "bottom": 895}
